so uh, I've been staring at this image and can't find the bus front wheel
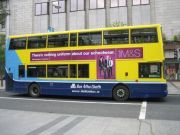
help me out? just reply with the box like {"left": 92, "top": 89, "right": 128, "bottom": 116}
{"left": 28, "top": 83, "right": 40, "bottom": 98}
{"left": 113, "top": 85, "right": 129, "bottom": 101}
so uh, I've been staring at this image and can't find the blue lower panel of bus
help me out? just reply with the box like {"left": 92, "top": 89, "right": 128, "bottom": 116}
{"left": 128, "top": 83, "right": 168, "bottom": 98}
{"left": 6, "top": 79, "right": 168, "bottom": 99}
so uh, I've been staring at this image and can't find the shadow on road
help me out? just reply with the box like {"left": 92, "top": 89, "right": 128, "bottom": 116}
{"left": 9, "top": 93, "right": 169, "bottom": 103}
{"left": 2, "top": 91, "right": 178, "bottom": 104}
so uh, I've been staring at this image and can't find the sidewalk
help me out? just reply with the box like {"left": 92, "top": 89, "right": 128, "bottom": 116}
{"left": 168, "top": 81, "right": 180, "bottom": 95}
{"left": 0, "top": 109, "right": 180, "bottom": 135}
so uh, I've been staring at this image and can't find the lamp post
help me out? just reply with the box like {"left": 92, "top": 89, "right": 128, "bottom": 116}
{"left": 0, "top": 41, "right": 3, "bottom": 87}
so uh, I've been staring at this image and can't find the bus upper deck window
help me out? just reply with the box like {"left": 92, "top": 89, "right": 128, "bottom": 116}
{"left": 78, "top": 32, "right": 102, "bottom": 46}
{"left": 104, "top": 29, "right": 129, "bottom": 45}
{"left": 70, "top": 33, "right": 77, "bottom": 46}
{"left": 131, "top": 28, "right": 158, "bottom": 43}
{"left": 48, "top": 34, "right": 68, "bottom": 48}
{"left": 28, "top": 36, "right": 46, "bottom": 49}
{"left": 9, "top": 38, "right": 26, "bottom": 50}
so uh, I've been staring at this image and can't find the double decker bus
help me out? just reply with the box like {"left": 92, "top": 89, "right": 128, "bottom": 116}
{"left": 5, "top": 24, "right": 167, "bottom": 101}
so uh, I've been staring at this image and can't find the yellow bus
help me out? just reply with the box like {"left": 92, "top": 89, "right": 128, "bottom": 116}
{"left": 5, "top": 24, "right": 167, "bottom": 101}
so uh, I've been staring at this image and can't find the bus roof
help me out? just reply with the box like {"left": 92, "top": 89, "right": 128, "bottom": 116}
{"left": 9, "top": 24, "right": 161, "bottom": 39}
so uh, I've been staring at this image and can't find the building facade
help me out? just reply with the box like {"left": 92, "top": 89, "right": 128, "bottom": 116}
{"left": 164, "top": 41, "right": 180, "bottom": 81}
{"left": 0, "top": 0, "right": 8, "bottom": 34}
{"left": 1, "top": 0, "right": 179, "bottom": 39}
{"left": 1, "top": 0, "right": 180, "bottom": 80}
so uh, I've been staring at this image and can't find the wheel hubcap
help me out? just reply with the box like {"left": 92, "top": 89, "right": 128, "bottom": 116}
{"left": 32, "top": 87, "right": 38, "bottom": 95}
{"left": 117, "top": 89, "right": 125, "bottom": 98}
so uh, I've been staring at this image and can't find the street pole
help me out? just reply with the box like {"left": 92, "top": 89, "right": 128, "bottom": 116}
{"left": 0, "top": 44, "right": 3, "bottom": 87}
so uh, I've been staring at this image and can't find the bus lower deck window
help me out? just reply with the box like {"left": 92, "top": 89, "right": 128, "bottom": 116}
{"left": 48, "top": 65, "right": 68, "bottom": 78}
{"left": 19, "top": 65, "right": 25, "bottom": 77}
{"left": 78, "top": 64, "right": 89, "bottom": 78}
{"left": 139, "top": 63, "right": 161, "bottom": 78}
{"left": 70, "top": 64, "right": 77, "bottom": 78}
{"left": 27, "top": 65, "right": 46, "bottom": 77}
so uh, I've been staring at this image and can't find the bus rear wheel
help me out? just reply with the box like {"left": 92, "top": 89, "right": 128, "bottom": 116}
{"left": 113, "top": 85, "right": 130, "bottom": 101}
{"left": 28, "top": 83, "right": 40, "bottom": 98}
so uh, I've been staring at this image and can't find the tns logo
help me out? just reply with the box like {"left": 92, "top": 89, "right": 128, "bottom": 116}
{"left": 70, "top": 84, "right": 76, "bottom": 89}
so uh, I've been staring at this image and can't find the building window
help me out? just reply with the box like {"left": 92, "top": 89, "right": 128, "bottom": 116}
{"left": 70, "top": 0, "right": 84, "bottom": 11}
{"left": 52, "top": 0, "right": 66, "bottom": 13}
{"left": 35, "top": 4, "right": 41, "bottom": 15}
{"left": 133, "top": 0, "right": 149, "bottom": 5}
{"left": 0, "top": 0, "right": 7, "bottom": 9}
{"left": 42, "top": 3, "right": 48, "bottom": 14}
{"left": 165, "top": 64, "right": 180, "bottom": 80}
{"left": 35, "top": 3, "right": 49, "bottom": 15}
{"left": 111, "top": 0, "right": 126, "bottom": 7}
{"left": 90, "top": 0, "right": 104, "bottom": 9}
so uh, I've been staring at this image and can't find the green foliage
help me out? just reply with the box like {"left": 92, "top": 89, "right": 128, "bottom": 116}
{"left": 0, "top": 10, "right": 7, "bottom": 25}
{"left": 0, "top": 34, "right": 5, "bottom": 78}
{"left": 109, "top": 21, "right": 127, "bottom": 27}
{"left": 0, "top": 34, "right": 5, "bottom": 44}
{"left": 173, "top": 35, "right": 178, "bottom": 41}
{"left": 0, "top": 1, "right": 8, "bottom": 26}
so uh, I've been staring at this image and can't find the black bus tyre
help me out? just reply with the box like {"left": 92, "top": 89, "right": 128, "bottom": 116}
{"left": 113, "top": 85, "right": 130, "bottom": 101}
{"left": 28, "top": 83, "right": 40, "bottom": 97}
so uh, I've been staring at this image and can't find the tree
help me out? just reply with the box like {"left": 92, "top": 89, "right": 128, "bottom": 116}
{"left": 0, "top": 0, "right": 8, "bottom": 27}
{"left": 0, "top": 34, "right": 5, "bottom": 80}
{"left": 108, "top": 21, "right": 127, "bottom": 27}
{"left": 0, "top": 0, "right": 7, "bottom": 83}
